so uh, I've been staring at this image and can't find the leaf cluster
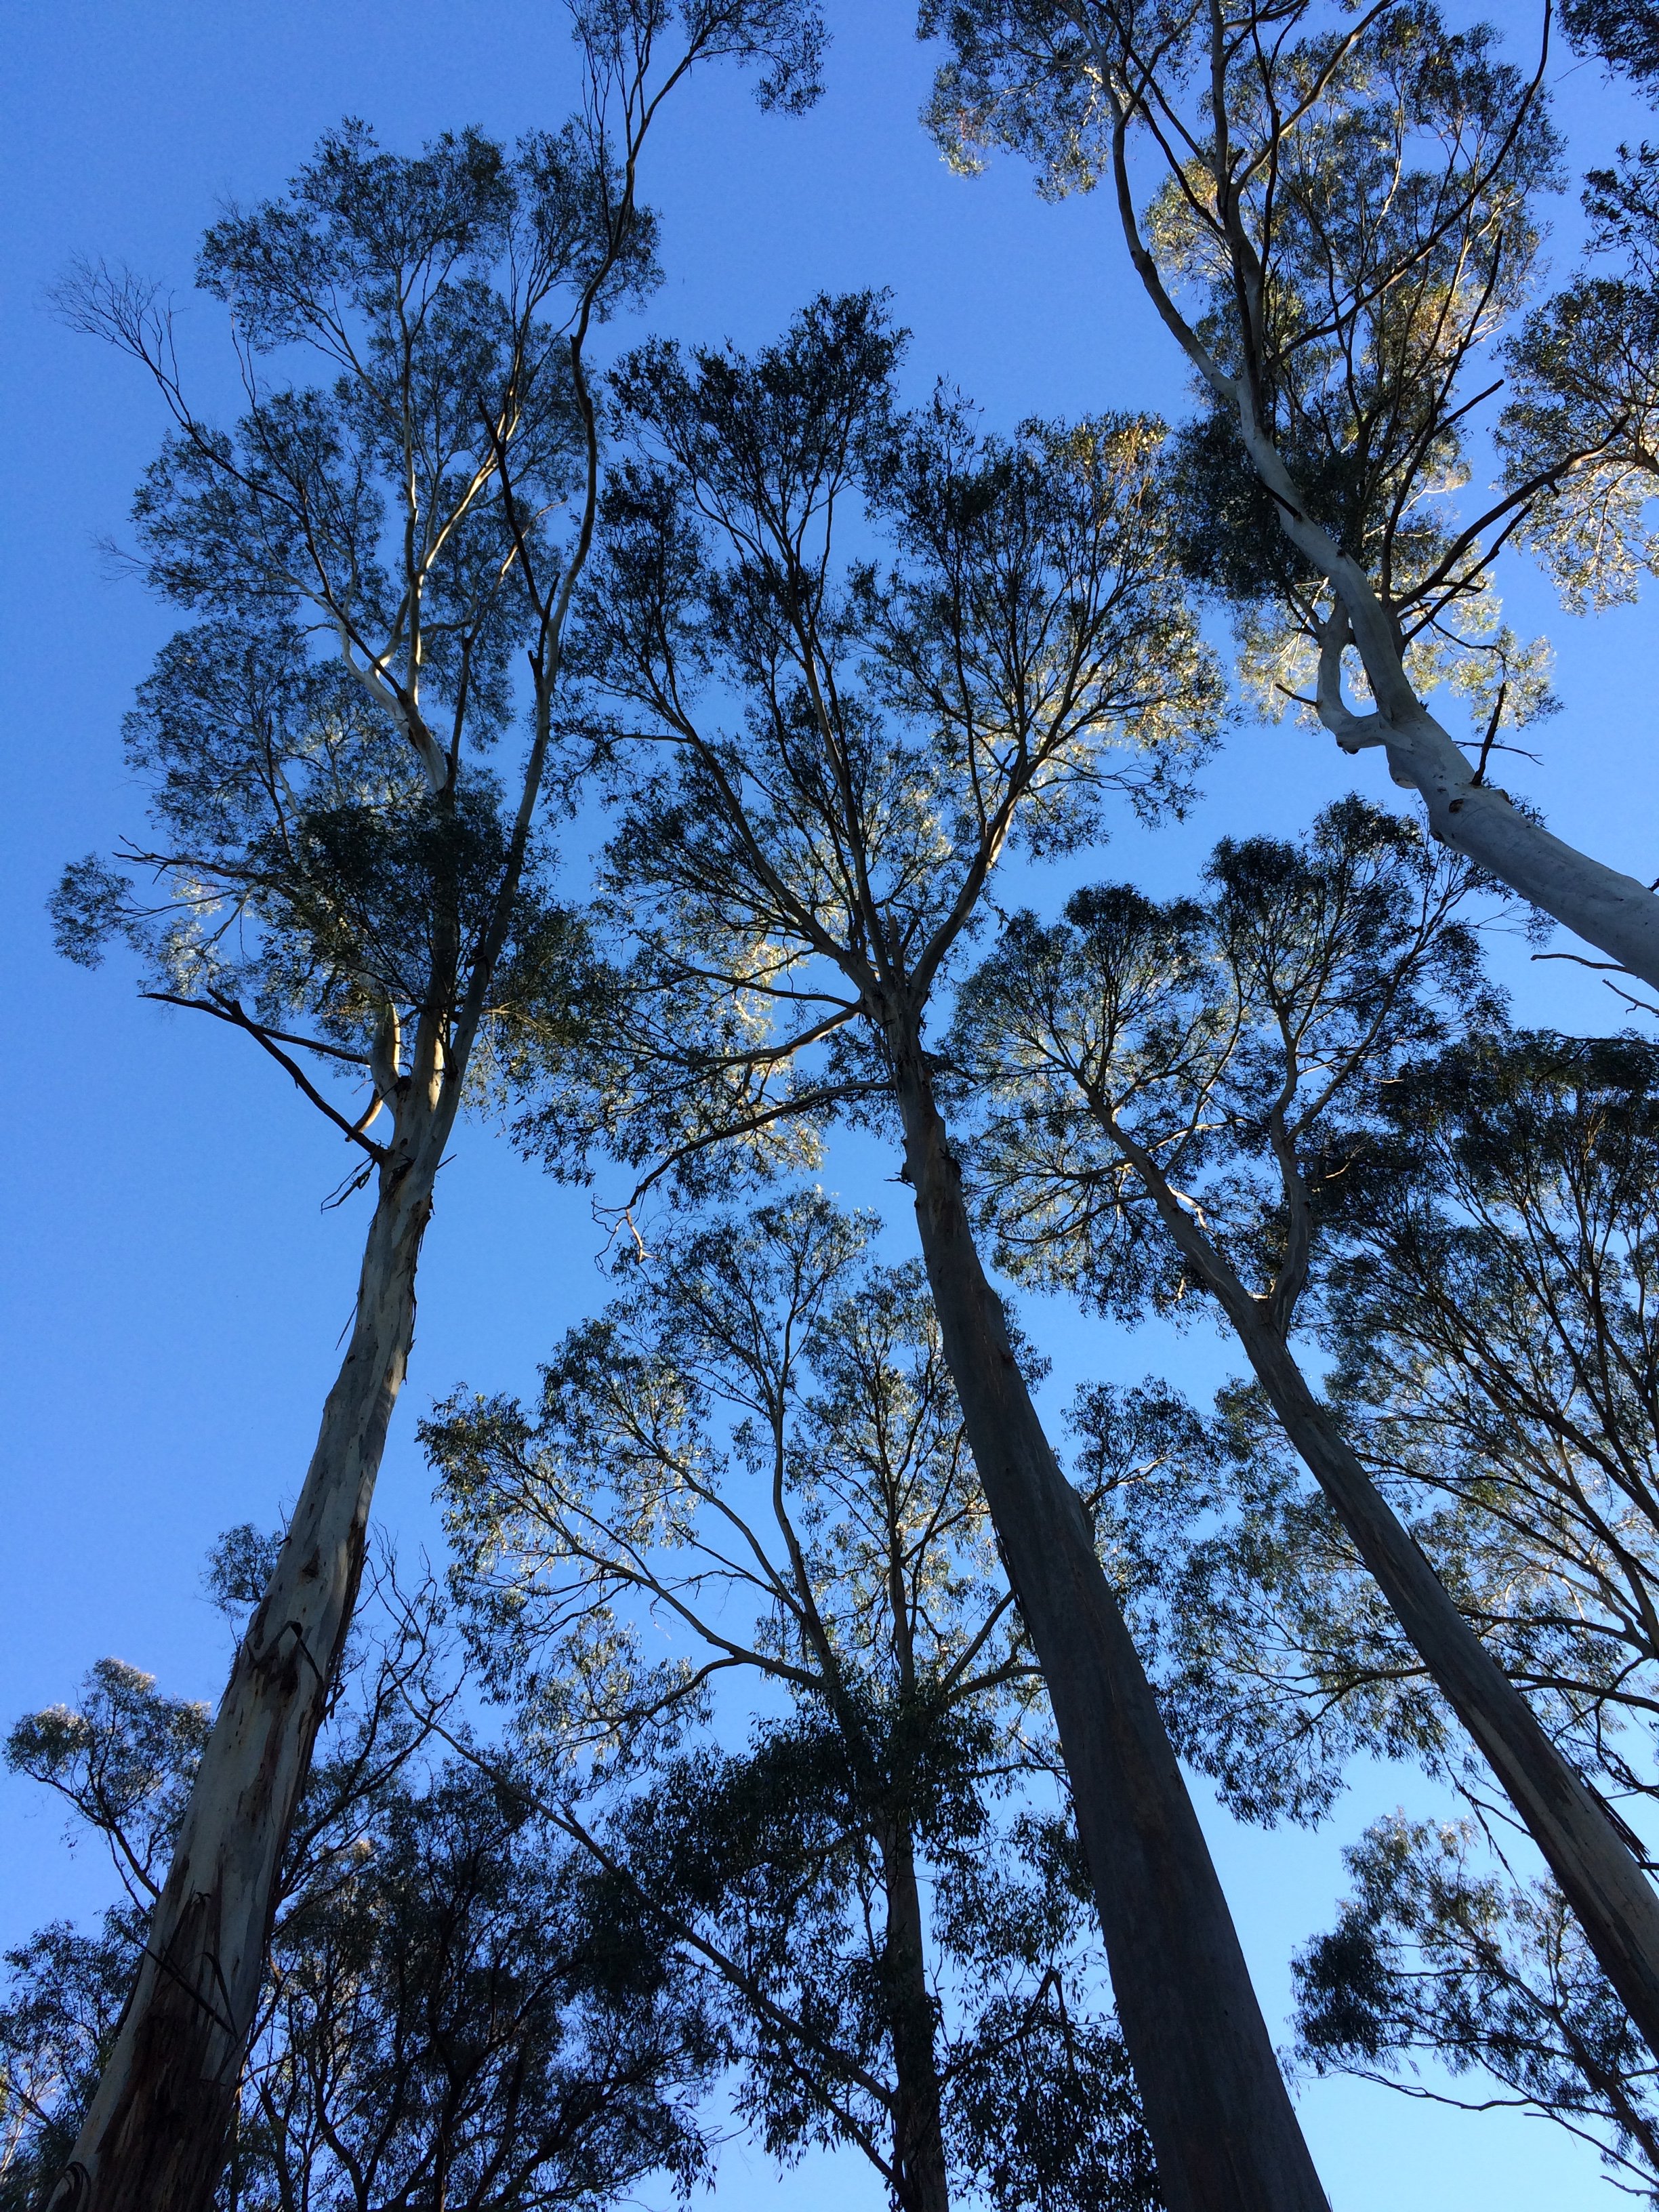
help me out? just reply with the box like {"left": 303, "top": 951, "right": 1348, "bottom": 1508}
{"left": 1294, "top": 1811, "right": 1659, "bottom": 2196}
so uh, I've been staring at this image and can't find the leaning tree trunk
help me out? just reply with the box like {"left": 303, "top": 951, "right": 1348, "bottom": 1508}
{"left": 876, "top": 1820, "right": 952, "bottom": 2212}
{"left": 1227, "top": 1296, "right": 1659, "bottom": 2062}
{"left": 48, "top": 1100, "right": 451, "bottom": 2212}
{"left": 886, "top": 1027, "right": 1329, "bottom": 2212}
{"left": 1119, "top": 1145, "right": 1659, "bottom": 2057}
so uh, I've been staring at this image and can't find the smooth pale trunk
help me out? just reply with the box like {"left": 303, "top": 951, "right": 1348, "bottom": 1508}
{"left": 1330, "top": 677, "right": 1659, "bottom": 991}
{"left": 1225, "top": 1294, "right": 1659, "bottom": 2060}
{"left": 876, "top": 1822, "right": 951, "bottom": 2212}
{"left": 888, "top": 1038, "right": 1330, "bottom": 2212}
{"left": 49, "top": 1115, "right": 447, "bottom": 2212}
{"left": 1243, "top": 417, "right": 1659, "bottom": 991}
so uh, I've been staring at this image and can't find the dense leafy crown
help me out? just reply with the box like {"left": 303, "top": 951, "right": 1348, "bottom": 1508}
{"left": 924, "top": 2, "right": 1575, "bottom": 742}
{"left": 518, "top": 290, "right": 1219, "bottom": 1199}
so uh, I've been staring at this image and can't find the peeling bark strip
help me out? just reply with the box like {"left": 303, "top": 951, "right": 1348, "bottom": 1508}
{"left": 890, "top": 1040, "right": 1330, "bottom": 2212}
{"left": 52, "top": 1129, "right": 441, "bottom": 2212}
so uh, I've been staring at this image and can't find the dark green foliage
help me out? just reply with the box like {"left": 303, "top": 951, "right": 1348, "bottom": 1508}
{"left": 1162, "top": 409, "right": 1332, "bottom": 605}
{"left": 1294, "top": 1814, "right": 1659, "bottom": 2195}
{"left": 1319, "top": 1033, "right": 1659, "bottom": 1805}
{"left": 1050, "top": 1023, "right": 1659, "bottom": 2172}
{"left": 237, "top": 1762, "right": 712, "bottom": 2212}
{"left": 950, "top": 794, "right": 1498, "bottom": 1326}
{"left": 203, "top": 1523, "right": 285, "bottom": 1612}
{"left": 1499, "top": 9, "right": 1659, "bottom": 609}
{"left": 937, "top": 1814, "right": 1161, "bottom": 2212}
{"left": 0, "top": 1914, "right": 143, "bottom": 2212}
{"left": 571, "top": 1730, "right": 1160, "bottom": 2209}
{"left": 1563, "top": 0, "right": 1659, "bottom": 96}
{"left": 430, "top": 1191, "right": 1159, "bottom": 2209}
{"left": 1069, "top": 1382, "right": 1450, "bottom": 1829}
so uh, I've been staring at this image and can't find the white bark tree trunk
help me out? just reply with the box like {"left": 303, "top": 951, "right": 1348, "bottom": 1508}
{"left": 48, "top": 1102, "right": 449, "bottom": 2212}
{"left": 1250, "top": 423, "right": 1659, "bottom": 989}
{"left": 1103, "top": 115, "right": 1659, "bottom": 990}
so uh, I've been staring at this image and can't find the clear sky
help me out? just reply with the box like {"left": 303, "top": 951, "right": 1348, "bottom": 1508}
{"left": 4, "top": 3, "right": 1658, "bottom": 2206}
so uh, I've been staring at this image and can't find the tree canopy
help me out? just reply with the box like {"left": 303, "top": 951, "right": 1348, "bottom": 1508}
{"left": 30, "top": 5, "right": 1659, "bottom": 2208}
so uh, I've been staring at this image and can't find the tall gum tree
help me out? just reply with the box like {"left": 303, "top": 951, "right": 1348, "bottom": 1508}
{"left": 948, "top": 797, "right": 1659, "bottom": 2057}
{"left": 43, "top": 6, "right": 825, "bottom": 2204}
{"left": 1057, "top": 1033, "right": 1659, "bottom": 2183}
{"left": 427, "top": 1192, "right": 1158, "bottom": 2212}
{"left": 1277, "top": 1033, "right": 1659, "bottom": 2184}
{"left": 529, "top": 292, "right": 1334, "bottom": 2212}
{"left": 922, "top": 0, "right": 1659, "bottom": 991}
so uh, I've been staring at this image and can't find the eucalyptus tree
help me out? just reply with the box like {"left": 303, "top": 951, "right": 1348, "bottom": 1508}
{"left": 1086, "top": 1033, "right": 1659, "bottom": 1828}
{"left": 949, "top": 796, "right": 1659, "bottom": 2055}
{"left": 430, "top": 1191, "right": 1156, "bottom": 2212}
{"left": 0, "top": 1593, "right": 712, "bottom": 2212}
{"left": 922, "top": 0, "right": 1659, "bottom": 991}
{"left": 531, "top": 296, "right": 1334, "bottom": 2210}
{"left": 577, "top": 1750, "right": 1156, "bottom": 2212}
{"left": 1280, "top": 1032, "right": 1659, "bottom": 2168}
{"left": 43, "top": 7, "right": 823, "bottom": 2203}
{"left": 1322, "top": 1034, "right": 1659, "bottom": 1793}
{"left": 1044, "top": 1025, "right": 1659, "bottom": 2179}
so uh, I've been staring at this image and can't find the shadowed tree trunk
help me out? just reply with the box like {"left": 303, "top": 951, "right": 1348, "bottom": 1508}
{"left": 888, "top": 1019, "right": 1330, "bottom": 2212}
{"left": 877, "top": 1823, "right": 952, "bottom": 2212}
{"left": 1225, "top": 1256, "right": 1659, "bottom": 2064}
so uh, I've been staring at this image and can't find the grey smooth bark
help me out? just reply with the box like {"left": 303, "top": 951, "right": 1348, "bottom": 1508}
{"left": 887, "top": 1019, "right": 1332, "bottom": 2212}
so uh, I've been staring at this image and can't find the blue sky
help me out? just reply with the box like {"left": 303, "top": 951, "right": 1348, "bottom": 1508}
{"left": 5, "top": 3, "right": 1659, "bottom": 2205}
